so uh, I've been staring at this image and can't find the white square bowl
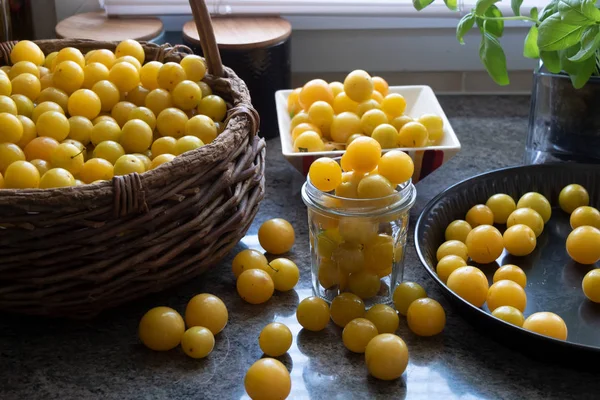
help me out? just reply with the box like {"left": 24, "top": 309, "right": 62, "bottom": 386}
{"left": 276, "top": 85, "right": 461, "bottom": 183}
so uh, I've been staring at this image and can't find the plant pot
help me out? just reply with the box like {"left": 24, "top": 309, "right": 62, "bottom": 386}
{"left": 525, "top": 65, "right": 600, "bottom": 164}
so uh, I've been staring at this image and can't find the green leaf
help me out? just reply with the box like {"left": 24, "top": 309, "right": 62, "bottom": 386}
{"left": 539, "top": 0, "right": 559, "bottom": 21}
{"left": 540, "top": 51, "right": 562, "bottom": 72}
{"left": 456, "top": 13, "right": 476, "bottom": 44}
{"left": 530, "top": 7, "right": 539, "bottom": 20}
{"left": 570, "top": 58, "right": 595, "bottom": 88}
{"left": 479, "top": 25, "right": 510, "bottom": 85}
{"left": 413, "top": 0, "right": 435, "bottom": 11}
{"left": 444, "top": 0, "right": 458, "bottom": 11}
{"left": 511, "top": 0, "right": 523, "bottom": 16}
{"left": 568, "top": 25, "right": 600, "bottom": 61}
{"left": 475, "top": 0, "right": 500, "bottom": 15}
{"left": 558, "top": 0, "right": 600, "bottom": 25}
{"left": 560, "top": 45, "right": 596, "bottom": 88}
{"left": 538, "top": 14, "right": 584, "bottom": 51}
{"left": 476, "top": 5, "right": 505, "bottom": 37}
{"left": 524, "top": 26, "right": 540, "bottom": 58}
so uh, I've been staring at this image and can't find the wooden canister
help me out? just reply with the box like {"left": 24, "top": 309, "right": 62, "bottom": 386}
{"left": 183, "top": 17, "right": 291, "bottom": 139}
{"left": 56, "top": 11, "right": 164, "bottom": 42}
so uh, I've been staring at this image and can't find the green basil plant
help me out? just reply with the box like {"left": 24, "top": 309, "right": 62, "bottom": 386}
{"left": 414, "top": 0, "right": 600, "bottom": 88}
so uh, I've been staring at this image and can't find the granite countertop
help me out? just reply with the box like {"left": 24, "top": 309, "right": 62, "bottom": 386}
{"left": 1, "top": 95, "right": 597, "bottom": 400}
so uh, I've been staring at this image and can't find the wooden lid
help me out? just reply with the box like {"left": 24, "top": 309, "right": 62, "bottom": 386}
{"left": 55, "top": 11, "right": 164, "bottom": 41}
{"left": 183, "top": 17, "right": 291, "bottom": 50}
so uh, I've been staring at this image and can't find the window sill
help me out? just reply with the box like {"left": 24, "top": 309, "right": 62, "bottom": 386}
{"left": 162, "top": 14, "right": 532, "bottom": 31}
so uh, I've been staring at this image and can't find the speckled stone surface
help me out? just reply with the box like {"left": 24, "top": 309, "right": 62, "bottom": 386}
{"left": 1, "top": 95, "right": 597, "bottom": 400}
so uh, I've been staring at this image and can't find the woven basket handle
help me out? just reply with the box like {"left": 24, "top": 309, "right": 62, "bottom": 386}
{"left": 189, "top": 0, "right": 224, "bottom": 77}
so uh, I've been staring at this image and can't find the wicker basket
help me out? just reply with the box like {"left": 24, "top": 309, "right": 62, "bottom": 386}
{"left": 0, "top": 0, "right": 266, "bottom": 318}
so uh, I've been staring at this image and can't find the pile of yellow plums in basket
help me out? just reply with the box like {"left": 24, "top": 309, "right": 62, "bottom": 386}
{"left": 0, "top": 39, "right": 226, "bottom": 189}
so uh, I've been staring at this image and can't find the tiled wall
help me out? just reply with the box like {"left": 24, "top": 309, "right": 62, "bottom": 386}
{"left": 292, "top": 71, "right": 533, "bottom": 94}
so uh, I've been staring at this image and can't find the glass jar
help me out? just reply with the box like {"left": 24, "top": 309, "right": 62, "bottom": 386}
{"left": 525, "top": 63, "right": 600, "bottom": 164}
{"left": 301, "top": 176, "right": 417, "bottom": 307}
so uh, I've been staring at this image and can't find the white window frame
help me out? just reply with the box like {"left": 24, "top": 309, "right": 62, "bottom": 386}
{"left": 101, "top": 0, "right": 546, "bottom": 23}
